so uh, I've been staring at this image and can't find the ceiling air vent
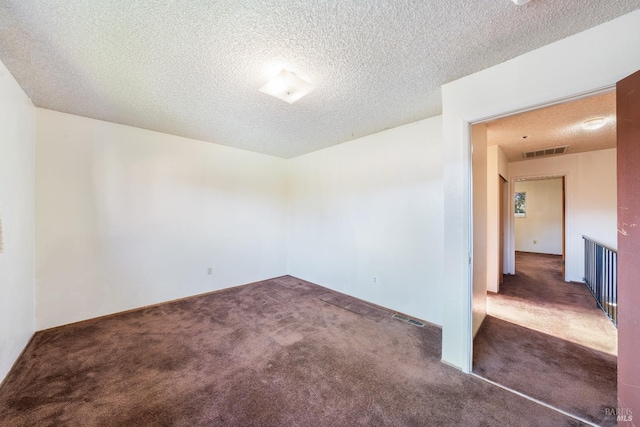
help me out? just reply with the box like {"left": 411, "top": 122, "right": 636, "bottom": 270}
{"left": 522, "top": 145, "right": 569, "bottom": 160}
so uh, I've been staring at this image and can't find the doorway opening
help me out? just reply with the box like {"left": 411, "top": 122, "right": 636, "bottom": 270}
{"left": 470, "top": 91, "right": 618, "bottom": 423}
{"left": 512, "top": 176, "right": 565, "bottom": 276}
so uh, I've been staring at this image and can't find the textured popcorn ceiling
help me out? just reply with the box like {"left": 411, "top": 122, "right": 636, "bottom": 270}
{"left": 0, "top": 1, "right": 639, "bottom": 158}
{"left": 485, "top": 92, "right": 616, "bottom": 162}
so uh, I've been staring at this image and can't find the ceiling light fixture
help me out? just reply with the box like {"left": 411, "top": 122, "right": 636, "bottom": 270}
{"left": 582, "top": 117, "right": 606, "bottom": 130}
{"left": 511, "top": 0, "right": 532, "bottom": 4}
{"left": 259, "top": 69, "right": 315, "bottom": 104}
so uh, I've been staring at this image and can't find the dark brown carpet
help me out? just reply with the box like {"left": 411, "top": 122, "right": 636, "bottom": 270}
{"left": 1, "top": 276, "right": 585, "bottom": 426}
{"left": 474, "top": 252, "right": 617, "bottom": 426}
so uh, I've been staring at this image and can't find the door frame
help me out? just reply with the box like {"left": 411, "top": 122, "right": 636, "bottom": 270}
{"left": 508, "top": 174, "right": 567, "bottom": 280}
{"left": 562, "top": 176, "right": 566, "bottom": 278}
{"left": 459, "top": 85, "right": 617, "bottom": 373}
{"left": 441, "top": 11, "right": 640, "bottom": 373}
{"left": 499, "top": 175, "right": 508, "bottom": 286}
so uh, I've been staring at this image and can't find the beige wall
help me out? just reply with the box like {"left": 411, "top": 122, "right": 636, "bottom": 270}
{"left": 514, "top": 178, "right": 563, "bottom": 255}
{"left": 486, "top": 145, "right": 508, "bottom": 293}
{"left": 473, "top": 129, "right": 508, "bottom": 333}
{"left": 509, "top": 149, "right": 616, "bottom": 282}
{"left": 472, "top": 124, "right": 487, "bottom": 337}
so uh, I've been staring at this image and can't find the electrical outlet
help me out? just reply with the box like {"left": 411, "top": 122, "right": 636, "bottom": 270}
{"left": 207, "top": 267, "right": 213, "bottom": 275}
{"left": 373, "top": 275, "right": 378, "bottom": 285}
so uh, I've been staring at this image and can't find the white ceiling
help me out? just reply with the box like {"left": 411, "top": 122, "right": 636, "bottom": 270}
{"left": 486, "top": 91, "right": 617, "bottom": 162}
{"left": 1, "top": 1, "right": 639, "bottom": 158}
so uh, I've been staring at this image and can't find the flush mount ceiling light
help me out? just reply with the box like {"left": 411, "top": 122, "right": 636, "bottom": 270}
{"left": 259, "top": 69, "right": 315, "bottom": 104}
{"left": 582, "top": 117, "right": 606, "bottom": 130}
{"left": 511, "top": 0, "right": 532, "bottom": 4}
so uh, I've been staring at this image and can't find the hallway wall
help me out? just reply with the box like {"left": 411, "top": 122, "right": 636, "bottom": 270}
{"left": 514, "top": 178, "right": 563, "bottom": 255}
{"left": 487, "top": 145, "right": 508, "bottom": 292}
{"left": 509, "top": 149, "right": 616, "bottom": 282}
{"left": 472, "top": 124, "right": 488, "bottom": 337}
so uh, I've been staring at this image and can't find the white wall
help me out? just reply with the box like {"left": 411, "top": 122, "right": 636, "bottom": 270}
{"left": 471, "top": 124, "right": 487, "bottom": 337}
{"left": 486, "top": 145, "right": 508, "bottom": 293}
{"left": 0, "top": 61, "right": 36, "bottom": 382}
{"left": 6, "top": 8, "right": 639, "bottom": 383}
{"left": 514, "top": 178, "right": 563, "bottom": 255}
{"left": 287, "top": 117, "right": 444, "bottom": 326}
{"left": 35, "top": 109, "right": 288, "bottom": 330}
{"left": 510, "top": 150, "right": 616, "bottom": 282}
{"left": 442, "top": 10, "right": 640, "bottom": 371}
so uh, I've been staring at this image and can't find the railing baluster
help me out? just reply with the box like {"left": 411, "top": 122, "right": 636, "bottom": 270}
{"left": 583, "top": 236, "right": 617, "bottom": 327}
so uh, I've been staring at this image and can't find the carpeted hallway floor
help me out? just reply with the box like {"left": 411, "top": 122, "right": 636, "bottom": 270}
{"left": 0, "top": 276, "right": 587, "bottom": 426}
{"left": 473, "top": 252, "right": 618, "bottom": 426}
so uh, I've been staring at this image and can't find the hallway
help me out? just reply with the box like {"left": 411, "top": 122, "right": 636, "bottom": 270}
{"left": 473, "top": 252, "right": 618, "bottom": 426}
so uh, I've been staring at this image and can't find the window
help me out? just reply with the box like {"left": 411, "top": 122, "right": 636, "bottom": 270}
{"left": 514, "top": 192, "right": 526, "bottom": 217}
